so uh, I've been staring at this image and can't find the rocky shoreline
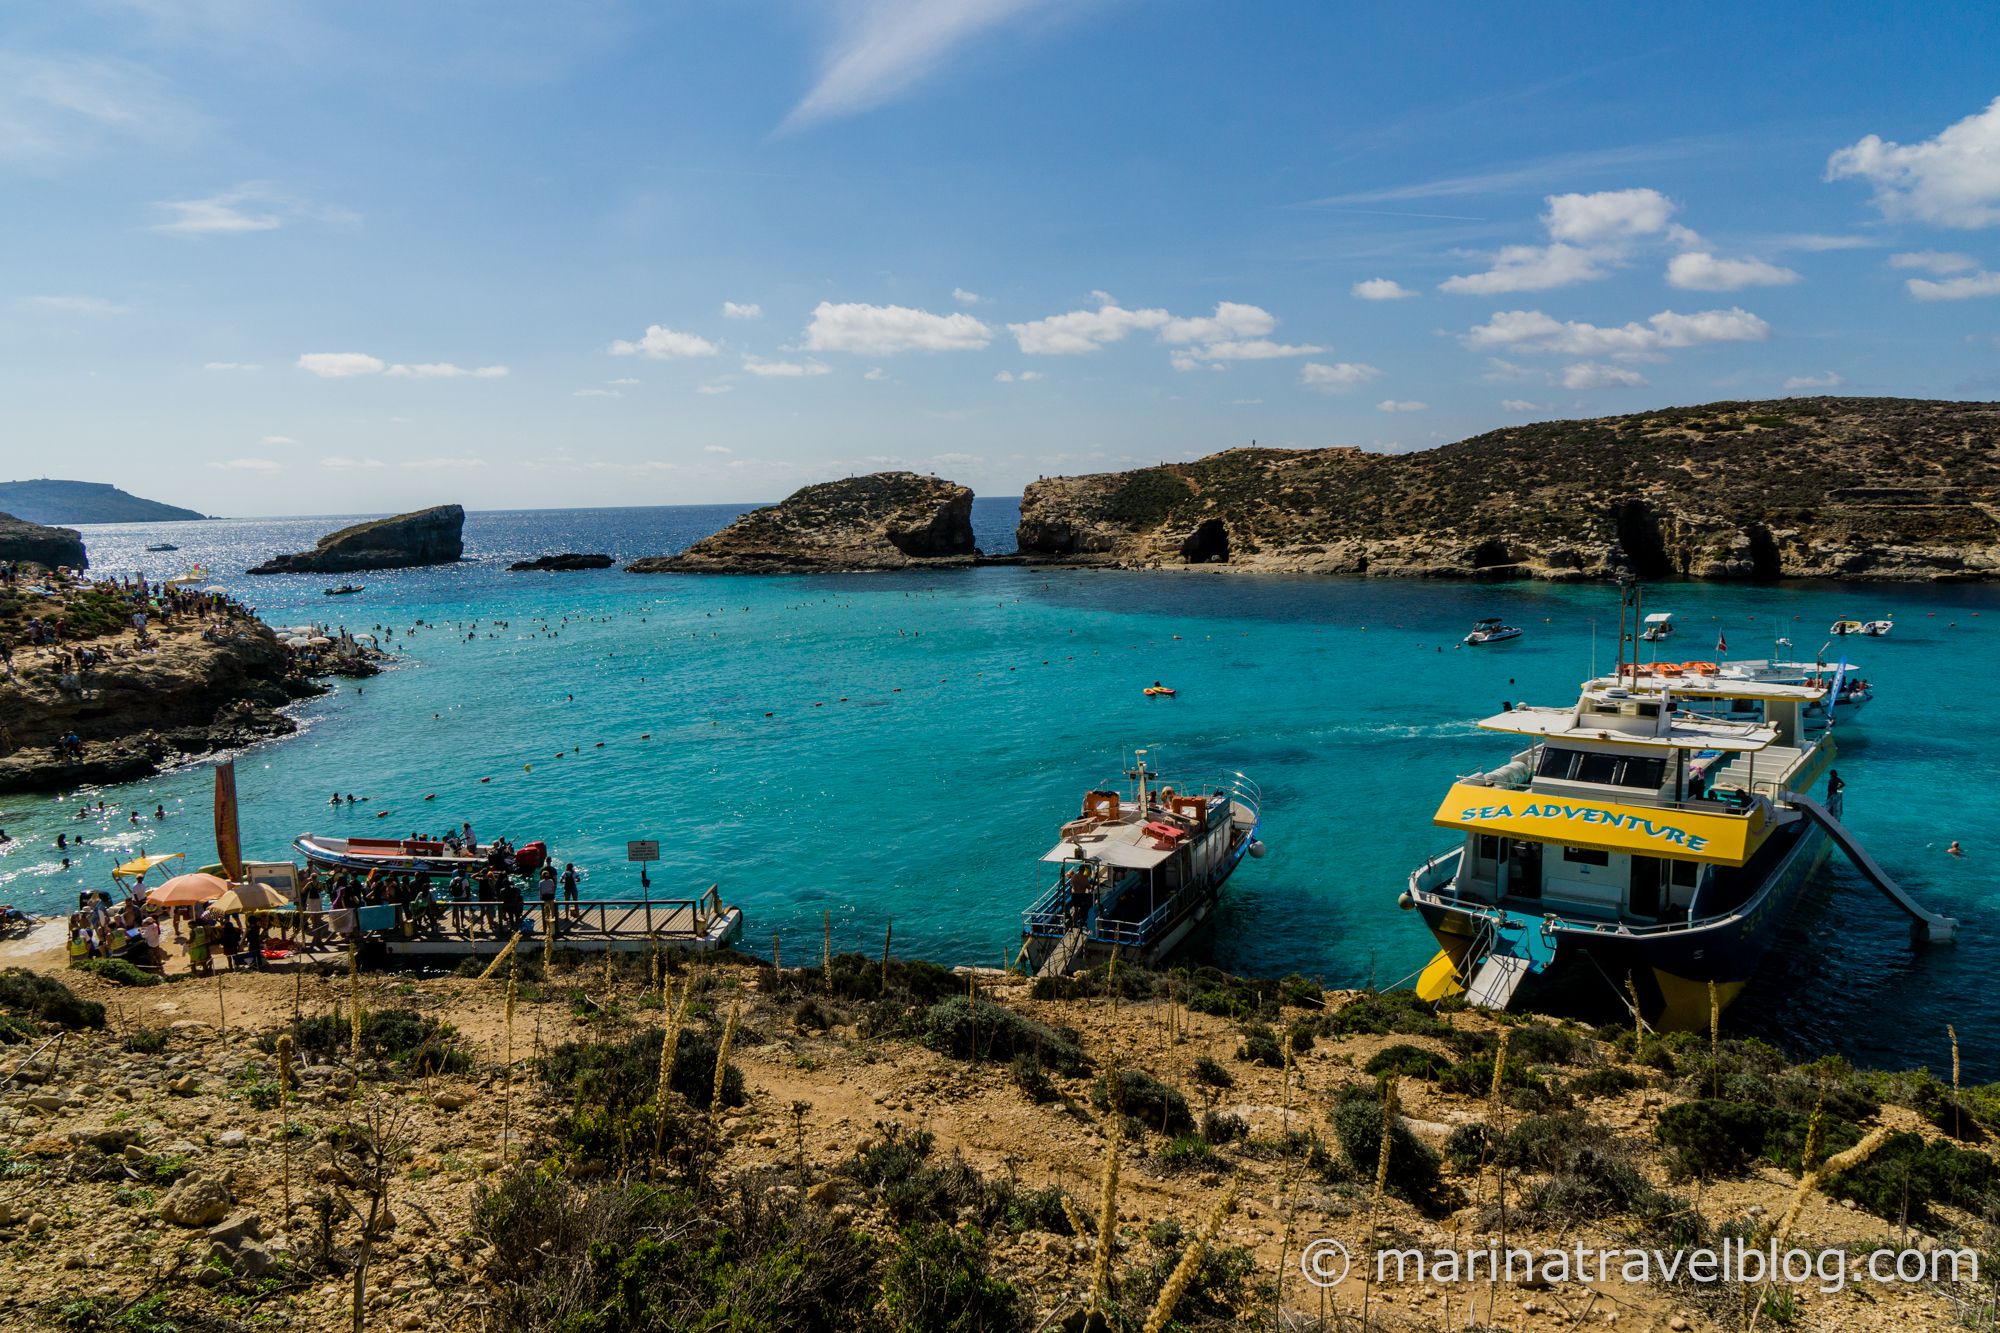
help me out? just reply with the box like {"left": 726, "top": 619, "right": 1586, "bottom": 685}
{"left": 0, "top": 579, "right": 385, "bottom": 795}
{"left": 249, "top": 505, "right": 465, "bottom": 576}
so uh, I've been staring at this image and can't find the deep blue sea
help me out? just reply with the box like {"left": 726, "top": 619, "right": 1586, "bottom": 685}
{"left": 4, "top": 500, "right": 1996, "bottom": 1074}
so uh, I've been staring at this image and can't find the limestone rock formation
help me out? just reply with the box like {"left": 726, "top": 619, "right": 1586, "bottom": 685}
{"left": 627, "top": 472, "right": 976, "bottom": 573}
{"left": 248, "top": 504, "right": 464, "bottom": 575}
{"left": 1015, "top": 398, "right": 2000, "bottom": 582}
{"left": 0, "top": 512, "right": 87, "bottom": 569}
{"left": 508, "top": 553, "right": 615, "bottom": 571}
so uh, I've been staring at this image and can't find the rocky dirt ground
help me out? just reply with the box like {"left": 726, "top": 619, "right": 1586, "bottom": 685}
{"left": 0, "top": 933, "right": 1994, "bottom": 1332}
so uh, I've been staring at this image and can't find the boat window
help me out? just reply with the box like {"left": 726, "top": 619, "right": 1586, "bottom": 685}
{"left": 1573, "top": 753, "right": 1622, "bottom": 785}
{"left": 1536, "top": 747, "right": 1665, "bottom": 789}
{"left": 1668, "top": 859, "right": 1700, "bottom": 888}
{"left": 1561, "top": 846, "right": 1610, "bottom": 866}
{"left": 1535, "top": 747, "right": 1577, "bottom": 778}
{"left": 1635, "top": 702, "right": 1660, "bottom": 718}
{"left": 1476, "top": 835, "right": 1500, "bottom": 861}
{"left": 1619, "top": 756, "right": 1667, "bottom": 789}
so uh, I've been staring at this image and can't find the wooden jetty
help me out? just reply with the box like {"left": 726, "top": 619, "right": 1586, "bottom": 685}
{"left": 349, "top": 887, "right": 743, "bottom": 962}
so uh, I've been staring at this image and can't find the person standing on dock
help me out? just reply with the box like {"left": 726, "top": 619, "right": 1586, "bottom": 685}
{"left": 561, "top": 862, "right": 580, "bottom": 919}
{"left": 537, "top": 863, "right": 558, "bottom": 937}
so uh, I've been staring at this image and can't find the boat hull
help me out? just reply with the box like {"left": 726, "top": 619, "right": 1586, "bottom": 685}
{"left": 1416, "top": 812, "right": 1834, "bottom": 1030}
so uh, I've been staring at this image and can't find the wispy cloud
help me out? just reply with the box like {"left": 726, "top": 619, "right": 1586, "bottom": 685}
{"left": 1302, "top": 140, "right": 1720, "bottom": 207}
{"left": 297, "top": 352, "right": 508, "bottom": 378}
{"left": 149, "top": 182, "right": 355, "bottom": 236}
{"left": 204, "top": 361, "right": 261, "bottom": 371}
{"left": 207, "top": 457, "right": 281, "bottom": 472}
{"left": 781, "top": 0, "right": 1073, "bottom": 131}
{"left": 0, "top": 54, "right": 197, "bottom": 162}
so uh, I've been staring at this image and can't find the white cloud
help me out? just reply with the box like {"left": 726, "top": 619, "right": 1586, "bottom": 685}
{"left": 204, "top": 361, "right": 260, "bottom": 371}
{"left": 1169, "top": 352, "right": 1225, "bottom": 373}
{"left": 696, "top": 383, "right": 734, "bottom": 395}
{"left": 1298, "top": 362, "right": 1383, "bottom": 392}
{"left": 258, "top": 435, "right": 299, "bottom": 446}
{"left": 742, "top": 357, "right": 832, "bottom": 377}
{"left": 1888, "top": 250, "right": 1977, "bottom": 274}
{"left": 1462, "top": 307, "right": 1769, "bottom": 358}
{"left": 1440, "top": 243, "right": 1609, "bottom": 295}
{"left": 207, "top": 457, "right": 280, "bottom": 472}
{"left": 1376, "top": 399, "right": 1427, "bottom": 413}
{"left": 386, "top": 362, "right": 508, "bottom": 379}
{"left": 399, "top": 456, "right": 486, "bottom": 470}
{"left": 1781, "top": 233, "right": 1875, "bottom": 252}
{"left": 994, "top": 369, "right": 1043, "bottom": 383}
{"left": 1666, "top": 251, "right": 1800, "bottom": 291}
{"left": 1159, "top": 302, "right": 1276, "bottom": 344}
{"left": 782, "top": 0, "right": 1061, "bottom": 130}
{"left": 609, "top": 377, "right": 641, "bottom": 385}
{"left": 1009, "top": 300, "right": 1168, "bottom": 354}
{"left": 609, "top": 325, "right": 721, "bottom": 359}
{"left": 0, "top": 54, "right": 194, "bottom": 162}
{"left": 863, "top": 367, "right": 888, "bottom": 381}
{"left": 297, "top": 352, "right": 386, "bottom": 378}
{"left": 1195, "top": 338, "right": 1324, "bottom": 361}
{"left": 17, "top": 293, "right": 126, "bottom": 315}
{"left": 322, "top": 456, "right": 387, "bottom": 470}
{"left": 1561, "top": 362, "right": 1649, "bottom": 390}
{"left": 1351, "top": 278, "right": 1417, "bottom": 301}
{"left": 805, "top": 301, "right": 991, "bottom": 353}
{"left": 573, "top": 388, "right": 621, "bottom": 398}
{"left": 1229, "top": 398, "right": 1263, "bottom": 405}
{"left": 1907, "top": 270, "right": 2000, "bottom": 301}
{"left": 952, "top": 287, "right": 982, "bottom": 305}
{"left": 722, "top": 301, "right": 762, "bottom": 319}
{"left": 1542, "top": 188, "right": 1677, "bottom": 244}
{"left": 1500, "top": 399, "right": 1541, "bottom": 413}
{"left": 1783, "top": 372, "right": 1845, "bottom": 390}
{"left": 1827, "top": 97, "right": 2000, "bottom": 228}
{"left": 704, "top": 445, "right": 732, "bottom": 454}
{"left": 150, "top": 187, "right": 281, "bottom": 235}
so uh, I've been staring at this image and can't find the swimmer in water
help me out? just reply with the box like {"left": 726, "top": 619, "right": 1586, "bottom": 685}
{"left": 1948, "top": 841, "right": 1964, "bottom": 857}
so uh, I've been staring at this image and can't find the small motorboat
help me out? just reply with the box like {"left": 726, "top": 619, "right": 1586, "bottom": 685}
{"left": 1640, "top": 611, "right": 1675, "bottom": 643}
{"left": 324, "top": 585, "right": 365, "bottom": 597}
{"left": 1464, "top": 616, "right": 1522, "bottom": 645}
{"left": 1830, "top": 618, "right": 1864, "bottom": 636}
{"left": 294, "top": 833, "right": 546, "bottom": 875}
{"left": 1859, "top": 619, "right": 1893, "bottom": 637}
{"left": 145, "top": 543, "right": 179, "bottom": 552}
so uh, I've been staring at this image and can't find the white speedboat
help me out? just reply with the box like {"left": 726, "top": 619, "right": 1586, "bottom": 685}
{"left": 1830, "top": 618, "right": 1864, "bottom": 636}
{"left": 1859, "top": 620, "right": 1893, "bottom": 637}
{"left": 1464, "top": 616, "right": 1523, "bottom": 645}
{"left": 1640, "top": 611, "right": 1675, "bottom": 643}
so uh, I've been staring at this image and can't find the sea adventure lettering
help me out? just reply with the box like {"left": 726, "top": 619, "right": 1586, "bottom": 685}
{"left": 1457, "top": 802, "right": 1710, "bottom": 852}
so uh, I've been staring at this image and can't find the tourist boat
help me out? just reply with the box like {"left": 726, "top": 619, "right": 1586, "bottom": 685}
{"left": 1859, "top": 619, "right": 1893, "bottom": 637}
{"left": 1689, "top": 640, "right": 1874, "bottom": 730}
{"left": 1639, "top": 611, "right": 1675, "bottom": 642}
{"left": 324, "top": 585, "right": 365, "bottom": 596}
{"left": 1021, "top": 750, "right": 1264, "bottom": 976}
{"left": 1402, "top": 590, "right": 1949, "bottom": 1030}
{"left": 145, "top": 543, "right": 179, "bottom": 552}
{"left": 1464, "top": 616, "right": 1523, "bottom": 645}
{"left": 293, "top": 833, "right": 547, "bottom": 876}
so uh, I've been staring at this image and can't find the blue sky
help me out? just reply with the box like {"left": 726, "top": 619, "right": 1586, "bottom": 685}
{"left": 3, "top": 1, "right": 1999, "bottom": 515}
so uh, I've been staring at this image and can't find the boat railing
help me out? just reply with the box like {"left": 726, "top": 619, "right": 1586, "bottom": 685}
{"left": 1408, "top": 849, "right": 1776, "bottom": 941}
{"left": 326, "top": 888, "right": 728, "bottom": 941}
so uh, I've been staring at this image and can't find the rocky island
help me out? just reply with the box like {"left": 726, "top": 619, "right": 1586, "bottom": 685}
{"left": 0, "top": 513, "right": 87, "bottom": 570}
{"left": 247, "top": 504, "right": 465, "bottom": 575}
{"left": 627, "top": 471, "right": 977, "bottom": 573}
{"left": 1018, "top": 397, "right": 2000, "bottom": 581}
{"left": 508, "top": 552, "right": 615, "bottom": 571}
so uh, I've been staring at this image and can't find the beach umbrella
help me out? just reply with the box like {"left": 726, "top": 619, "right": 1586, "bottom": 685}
{"left": 306, "top": 636, "right": 332, "bottom": 646}
{"left": 147, "top": 873, "right": 229, "bottom": 905}
{"left": 113, "top": 852, "right": 184, "bottom": 881}
{"left": 211, "top": 883, "right": 292, "bottom": 914}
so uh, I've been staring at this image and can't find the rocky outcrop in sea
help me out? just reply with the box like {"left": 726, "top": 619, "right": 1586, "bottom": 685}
{"left": 0, "top": 513, "right": 87, "bottom": 570}
{"left": 247, "top": 505, "right": 464, "bottom": 575}
{"left": 508, "top": 553, "right": 614, "bottom": 571}
{"left": 626, "top": 472, "right": 977, "bottom": 573}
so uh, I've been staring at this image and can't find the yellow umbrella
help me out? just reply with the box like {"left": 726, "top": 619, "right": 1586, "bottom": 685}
{"left": 211, "top": 883, "right": 293, "bottom": 914}
{"left": 147, "top": 873, "right": 229, "bottom": 906}
{"left": 113, "top": 852, "right": 184, "bottom": 881}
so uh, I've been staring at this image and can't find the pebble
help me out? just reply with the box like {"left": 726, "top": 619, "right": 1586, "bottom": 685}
{"left": 215, "top": 1129, "right": 248, "bottom": 1149}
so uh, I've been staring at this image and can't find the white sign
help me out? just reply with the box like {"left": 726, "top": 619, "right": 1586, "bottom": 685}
{"left": 626, "top": 840, "right": 660, "bottom": 862}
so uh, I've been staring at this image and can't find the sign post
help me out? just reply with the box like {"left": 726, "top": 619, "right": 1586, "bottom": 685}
{"left": 627, "top": 840, "right": 659, "bottom": 936}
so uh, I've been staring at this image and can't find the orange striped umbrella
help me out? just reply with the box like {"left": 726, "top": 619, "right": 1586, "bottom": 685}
{"left": 146, "top": 873, "right": 230, "bottom": 906}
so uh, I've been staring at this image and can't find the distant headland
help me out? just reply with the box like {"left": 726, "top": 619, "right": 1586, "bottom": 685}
{"left": 0, "top": 479, "right": 206, "bottom": 525}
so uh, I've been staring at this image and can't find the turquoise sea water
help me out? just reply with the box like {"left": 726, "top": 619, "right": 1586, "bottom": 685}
{"left": 4, "top": 502, "right": 1996, "bottom": 1073}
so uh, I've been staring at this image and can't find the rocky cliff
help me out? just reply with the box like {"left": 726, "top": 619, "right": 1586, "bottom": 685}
{"left": 247, "top": 504, "right": 465, "bottom": 575}
{"left": 0, "top": 513, "right": 87, "bottom": 570}
{"left": 1017, "top": 397, "right": 2000, "bottom": 581}
{"left": 627, "top": 472, "right": 977, "bottom": 573}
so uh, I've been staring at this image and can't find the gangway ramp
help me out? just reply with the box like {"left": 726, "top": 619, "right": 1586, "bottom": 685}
{"left": 1787, "top": 793, "right": 1958, "bottom": 943}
